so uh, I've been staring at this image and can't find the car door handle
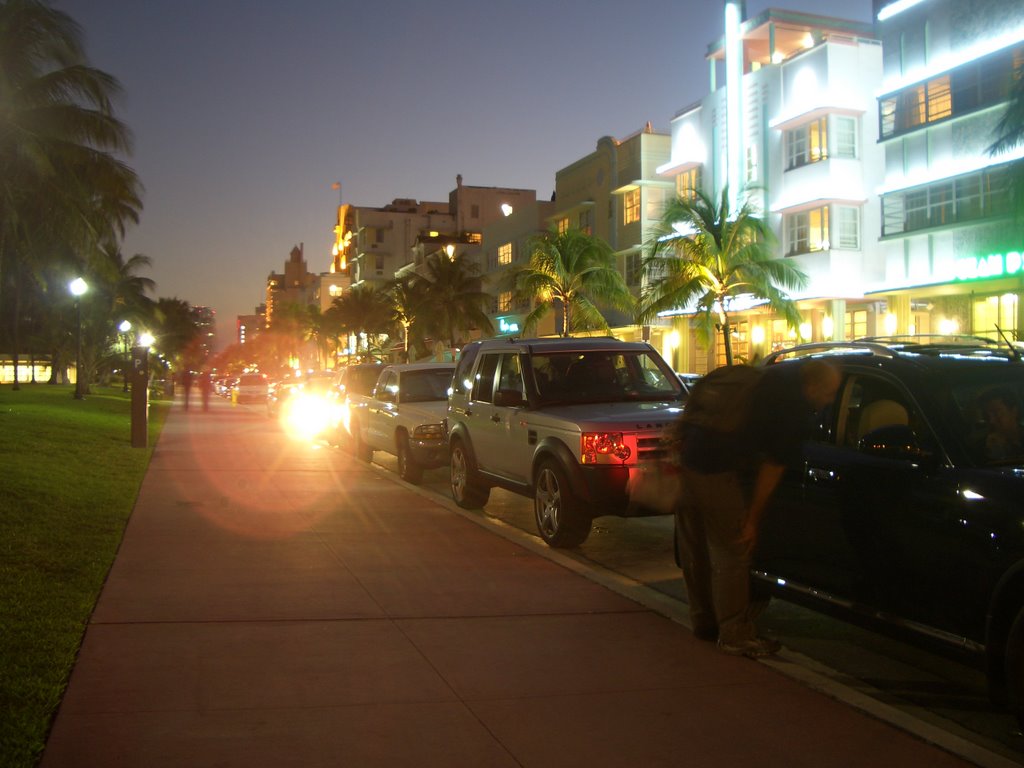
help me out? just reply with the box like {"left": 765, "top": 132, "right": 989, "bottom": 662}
{"left": 490, "top": 414, "right": 501, "bottom": 423}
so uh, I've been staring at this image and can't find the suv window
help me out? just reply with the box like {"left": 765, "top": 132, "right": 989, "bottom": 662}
{"left": 472, "top": 353, "right": 500, "bottom": 403}
{"left": 451, "top": 343, "right": 481, "bottom": 396}
{"left": 497, "top": 353, "right": 526, "bottom": 400}
{"left": 529, "top": 349, "right": 679, "bottom": 404}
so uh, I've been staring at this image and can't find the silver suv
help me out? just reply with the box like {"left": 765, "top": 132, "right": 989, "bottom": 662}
{"left": 446, "top": 337, "right": 685, "bottom": 547}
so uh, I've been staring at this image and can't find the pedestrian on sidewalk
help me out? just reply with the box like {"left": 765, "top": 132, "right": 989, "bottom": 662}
{"left": 181, "top": 369, "right": 194, "bottom": 410}
{"left": 199, "top": 371, "right": 213, "bottom": 411}
{"left": 671, "top": 359, "right": 840, "bottom": 658}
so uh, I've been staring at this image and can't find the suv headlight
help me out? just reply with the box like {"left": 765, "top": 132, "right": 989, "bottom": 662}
{"left": 581, "top": 432, "right": 631, "bottom": 463}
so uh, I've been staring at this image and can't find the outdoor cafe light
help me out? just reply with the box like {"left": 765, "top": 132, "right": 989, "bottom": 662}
{"left": 138, "top": 331, "right": 155, "bottom": 348}
{"left": 69, "top": 277, "right": 89, "bottom": 399}
{"left": 444, "top": 244, "right": 455, "bottom": 260}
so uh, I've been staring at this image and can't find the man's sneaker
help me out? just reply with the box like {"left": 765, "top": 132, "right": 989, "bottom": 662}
{"left": 718, "top": 637, "right": 781, "bottom": 658}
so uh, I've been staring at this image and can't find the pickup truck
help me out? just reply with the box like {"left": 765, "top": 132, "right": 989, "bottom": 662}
{"left": 348, "top": 362, "right": 456, "bottom": 483}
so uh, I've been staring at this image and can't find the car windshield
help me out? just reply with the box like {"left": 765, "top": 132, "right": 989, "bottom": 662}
{"left": 401, "top": 369, "right": 453, "bottom": 402}
{"left": 944, "top": 364, "right": 1024, "bottom": 466}
{"left": 528, "top": 350, "right": 682, "bottom": 405}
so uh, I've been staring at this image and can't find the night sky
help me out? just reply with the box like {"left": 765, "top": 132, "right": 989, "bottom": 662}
{"left": 56, "top": 0, "right": 873, "bottom": 345}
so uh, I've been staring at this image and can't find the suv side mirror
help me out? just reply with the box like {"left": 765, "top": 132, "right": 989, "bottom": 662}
{"left": 858, "top": 424, "right": 932, "bottom": 464}
{"left": 494, "top": 389, "right": 526, "bottom": 408}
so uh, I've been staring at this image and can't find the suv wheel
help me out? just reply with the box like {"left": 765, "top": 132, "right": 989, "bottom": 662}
{"left": 450, "top": 439, "right": 489, "bottom": 508}
{"left": 396, "top": 434, "right": 423, "bottom": 484}
{"left": 534, "top": 460, "right": 591, "bottom": 548}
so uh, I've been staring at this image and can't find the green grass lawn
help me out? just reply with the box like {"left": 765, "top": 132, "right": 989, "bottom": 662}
{"left": 0, "top": 384, "right": 168, "bottom": 768}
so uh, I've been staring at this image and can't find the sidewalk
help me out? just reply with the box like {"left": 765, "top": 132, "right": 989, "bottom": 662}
{"left": 42, "top": 395, "right": 979, "bottom": 767}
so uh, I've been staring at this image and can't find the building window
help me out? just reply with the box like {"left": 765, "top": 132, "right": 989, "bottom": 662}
{"left": 498, "top": 242, "right": 512, "bottom": 265}
{"left": 881, "top": 166, "right": 1012, "bottom": 236}
{"left": 834, "top": 116, "right": 857, "bottom": 159}
{"left": 835, "top": 206, "right": 860, "bottom": 250}
{"left": 745, "top": 145, "right": 759, "bottom": 183}
{"left": 625, "top": 252, "right": 642, "bottom": 287}
{"left": 880, "top": 44, "right": 1022, "bottom": 139}
{"left": 675, "top": 167, "right": 702, "bottom": 200}
{"left": 556, "top": 217, "right": 570, "bottom": 234}
{"left": 623, "top": 189, "right": 640, "bottom": 225}
{"left": 498, "top": 291, "right": 512, "bottom": 312}
{"left": 578, "top": 209, "right": 592, "bottom": 234}
{"left": 786, "top": 117, "right": 827, "bottom": 170}
{"left": 786, "top": 206, "right": 829, "bottom": 255}
{"left": 845, "top": 309, "right": 868, "bottom": 340}
{"left": 471, "top": 204, "right": 480, "bottom": 219}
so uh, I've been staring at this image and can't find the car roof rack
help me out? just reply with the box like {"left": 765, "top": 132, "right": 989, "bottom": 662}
{"left": 763, "top": 341, "right": 896, "bottom": 365}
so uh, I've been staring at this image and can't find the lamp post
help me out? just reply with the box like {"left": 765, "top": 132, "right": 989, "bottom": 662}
{"left": 69, "top": 277, "right": 88, "bottom": 399}
{"left": 118, "top": 320, "right": 132, "bottom": 392}
{"left": 130, "top": 332, "right": 155, "bottom": 448}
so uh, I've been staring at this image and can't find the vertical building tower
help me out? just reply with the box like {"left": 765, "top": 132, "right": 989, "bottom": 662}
{"left": 873, "top": 0, "right": 1024, "bottom": 340}
{"left": 659, "top": 2, "right": 880, "bottom": 369}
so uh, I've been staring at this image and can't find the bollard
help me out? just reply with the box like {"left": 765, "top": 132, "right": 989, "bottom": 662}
{"left": 130, "top": 346, "right": 149, "bottom": 448}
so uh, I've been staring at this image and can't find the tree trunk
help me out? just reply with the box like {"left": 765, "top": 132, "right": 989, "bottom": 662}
{"left": 722, "top": 315, "right": 734, "bottom": 366}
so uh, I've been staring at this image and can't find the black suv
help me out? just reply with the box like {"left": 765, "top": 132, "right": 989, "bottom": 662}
{"left": 751, "top": 337, "right": 1024, "bottom": 722}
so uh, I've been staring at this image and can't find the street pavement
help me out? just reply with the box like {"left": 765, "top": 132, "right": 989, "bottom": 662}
{"left": 41, "top": 394, "right": 994, "bottom": 767}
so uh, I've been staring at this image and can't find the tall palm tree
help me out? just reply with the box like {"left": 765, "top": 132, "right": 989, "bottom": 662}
{"left": 508, "top": 228, "right": 634, "bottom": 338}
{"left": 0, "top": 0, "right": 142, "bottom": 388}
{"left": 328, "top": 285, "right": 394, "bottom": 360}
{"left": 640, "top": 187, "right": 806, "bottom": 366}
{"left": 418, "top": 252, "right": 494, "bottom": 350}
{"left": 383, "top": 274, "right": 429, "bottom": 359}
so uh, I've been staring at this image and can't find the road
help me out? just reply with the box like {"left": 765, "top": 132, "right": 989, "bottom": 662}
{"left": 338, "top": 447, "right": 1024, "bottom": 767}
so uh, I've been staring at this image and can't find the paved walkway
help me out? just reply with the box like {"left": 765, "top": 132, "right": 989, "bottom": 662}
{"left": 42, "top": 395, "right": 985, "bottom": 767}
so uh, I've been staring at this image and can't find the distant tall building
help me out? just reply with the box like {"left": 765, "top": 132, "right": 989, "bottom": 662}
{"left": 265, "top": 243, "right": 316, "bottom": 328}
{"left": 237, "top": 306, "right": 266, "bottom": 345}
{"left": 189, "top": 305, "right": 216, "bottom": 360}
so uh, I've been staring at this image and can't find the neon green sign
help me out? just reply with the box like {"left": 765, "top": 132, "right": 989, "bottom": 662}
{"left": 954, "top": 251, "right": 1024, "bottom": 282}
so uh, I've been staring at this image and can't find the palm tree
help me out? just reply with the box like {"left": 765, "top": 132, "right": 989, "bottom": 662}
{"left": 640, "top": 187, "right": 806, "bottom": 366}
{"left": 328, "top": 285, "right": 394, "bottom": 360}
{"left": 383, "top": 274, "right": 429, "bottom": 359}
{"left": 508, "top": 228, "right": 635, "bottom": 338}
{"left": 0, "top": 0, "right": 142, "bottom": 388}
{"left": 418, "top": 252, "right": 494, "bottom": 350}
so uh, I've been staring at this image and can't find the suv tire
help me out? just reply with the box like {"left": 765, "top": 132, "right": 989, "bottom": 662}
{"left": 534, "top": 459, "right": 591, "bottom": 548}
{"left": 396, "top": 433, "right": 423, "bottom": 484}
{"left": 450, "top": 439, "right": 490, "bottom": 509}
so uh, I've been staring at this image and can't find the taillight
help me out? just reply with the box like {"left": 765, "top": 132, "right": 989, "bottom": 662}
{"left": 581, "top": 432, "right": 631, "bottom": 463}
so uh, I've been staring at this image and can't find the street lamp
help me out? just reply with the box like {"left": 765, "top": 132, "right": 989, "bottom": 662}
{"left": 118, "top": 320, "right": 132, "bottom": 392}
{"left": 69, "top": 277, "right": 88, "bottom": 399}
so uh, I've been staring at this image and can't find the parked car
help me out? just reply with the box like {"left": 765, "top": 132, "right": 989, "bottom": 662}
{"left": 347, "top": 362, "right": 456, "bottom": 483}
{"left": 232, "top": 373, "right": 269, "bottom": 404}
{"left": 746, "top": 337, "right": 1024, "bottom": 724}
{"left": 326, "top": 361, "right": 386, "bottom": 446}
{"left": 446, "top": 337, "right": 686, "bottom": 547}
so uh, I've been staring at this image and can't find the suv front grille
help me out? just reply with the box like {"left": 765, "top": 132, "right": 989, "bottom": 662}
{"left": 637, "top": 434, "right": 671, "bottom": 462}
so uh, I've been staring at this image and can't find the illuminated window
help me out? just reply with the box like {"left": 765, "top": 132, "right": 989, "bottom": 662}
{"left": 785, "top": 206, "right": 829, "bottom": 255}
{"left": 785, "top": 117, "right": 827, "bottom": 170}
{"left": 878, "top": 41, "right": 1024, "bottom": 140}
{"left": 845, "top": 309, "right": 867, "bottom": 340}
{"left": 498, "top": 243, "right": 512, "bottom": 265}
{"left": 498, "top": 291, "right": 512, "bottom": 312}
{"left": 557, "top": 217, "right": 569, "bottom": 234}
{"left": 624, "top": 189, "right": 640, "bottom": 225}
{"left": 675, "top": 167, "right": 702, "bottom": 200}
